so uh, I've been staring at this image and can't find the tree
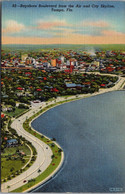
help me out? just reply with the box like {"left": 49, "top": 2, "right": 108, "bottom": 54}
{"left": 51, "top": 143, "right": 55, "bottom": 147}
{"left": 10, "top": 167, "right": 14, "bottom": 172}
{"left": 8, "top": 99, "right": 16, "bottom": 107}
{"left": 51, "top": 154, "right": 55, "bottom": 159}
{"left": 18, "top": 103, "right": 28, "bottom": 109}
{"left": 58, "top": 148, "right": 62, "bottom": 154}
{"left": 20, "top": 97, "right": 29, "bottom": 104}
{"left": 38, "top": 169, "right": 41, "bottom": 175}
{"left": 52, "top": 137, "right": 56, "bottom": 141}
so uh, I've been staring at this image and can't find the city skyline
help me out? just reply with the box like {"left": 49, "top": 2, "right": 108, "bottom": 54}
{"left": 2, "top": 1, "right": 125, "bottom": 44}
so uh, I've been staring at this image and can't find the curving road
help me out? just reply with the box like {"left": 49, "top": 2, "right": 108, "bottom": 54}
{"left": 1, "top": 103, "right": 53, "bottom": 192}
{"left": 1, "top": 74, "right": 125, "bottom": 192}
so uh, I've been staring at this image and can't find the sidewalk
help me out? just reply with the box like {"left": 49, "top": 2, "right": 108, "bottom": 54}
{"left": 1, "top": 104, "right": 53, "bottom": 192}
{"left": 1, "top": 74, "right": 125, "bottom": 192}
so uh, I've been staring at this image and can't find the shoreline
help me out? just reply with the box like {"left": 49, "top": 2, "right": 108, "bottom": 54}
{"left": 23, "top": 113, "right": 65, "bottom": 193}
{"left": 25, "top": 88, "right": 125, "bottom": 192}
{"left": 1, "top": 75, "right": 125, "bottom": 192}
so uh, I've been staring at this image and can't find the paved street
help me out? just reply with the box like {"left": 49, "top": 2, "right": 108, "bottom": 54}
{"left": 1, "top": 104, "right": 52, "bottom": 192}
{"left": 1, "top": 74, "right": 124, "bottom": 192}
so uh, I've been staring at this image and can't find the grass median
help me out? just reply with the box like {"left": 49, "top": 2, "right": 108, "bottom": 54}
{"left": 12, "top": 97, "right": 81, "bottom": 192}
{"left": 11, "top": 102, "right": 66, "bottom": 192}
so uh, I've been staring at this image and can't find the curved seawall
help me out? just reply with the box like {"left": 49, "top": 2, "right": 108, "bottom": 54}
{"left": 32, "top": 91, "right": 125, "bottom": 192}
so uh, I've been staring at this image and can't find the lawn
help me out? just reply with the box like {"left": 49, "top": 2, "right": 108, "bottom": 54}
{"left": 1, "top": 145, "right": 31, "bottom": 180}
{"left": 5, "top": 98, "right": 80, "bottom": 192}
{"left": 12, "top": 103, "right": 64, "bottom": 192}
{"left": 1, "top": 145, "right": 31, "bottom": 156}
{"left": 4, "top": 108, "right": 27, "bottom": 118}
{"left": 1, "top": 158, "right": 29, "bottom": 180}
{"left": 12, "top": 145, "right": 62, "bottom": 193}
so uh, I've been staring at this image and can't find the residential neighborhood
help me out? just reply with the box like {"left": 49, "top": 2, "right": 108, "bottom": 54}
{"left": 1, "top": 46, "right": 125, "bottom": 192}
{"left": 1, "top": 48, "right": 124, "bottom": 155}
{"left": 2, "top": 0, "right": 125, "bottom": 191}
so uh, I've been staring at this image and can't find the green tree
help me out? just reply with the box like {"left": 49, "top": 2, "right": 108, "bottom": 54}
{"left": 8, "top": 99, "right": 16, "bottom": 107}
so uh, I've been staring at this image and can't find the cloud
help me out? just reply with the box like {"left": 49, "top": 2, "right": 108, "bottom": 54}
{"left": 52, "top": 27, "right": 77, "bottom": 37}
{"left": 80, "top": 20, "right": 110, "bottom": 28}
{"left": 102, "top": 30, "right": 125, "bottom": 36}
{"left": 3, "top": 31, "right": 125, "bottom": 45}
{"left": 35, "top": 19, "right": 71, "bottom": 30}
{"left": 2, "top": 20, "right": 25, "bottom": 34}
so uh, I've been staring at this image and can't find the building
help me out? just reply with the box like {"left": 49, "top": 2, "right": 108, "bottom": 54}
{"left": 60, "top": 56, "right": 65, "bottom": 64}
{"left": 93, "top": 61, "right": 100, "bottom": 66}
{"left": 21, "top": 54, "right": 28, "bottom": 61}
{"left": 66, "top": 60, "right": 70, "bottom": 66}
{"left": 51, "top": 59, "right": 56, "bottom": 67}
{"left": 25, "top": 57, "right": 32, "bottom": 65}
{"left": 43, "top": 62, "right": 50, "bottom": 68}
{"left": 6, "top": 139, "right": 18, "bottom": 147}
{"left": 65, "top": 83, "right": 76, "bottom": 89}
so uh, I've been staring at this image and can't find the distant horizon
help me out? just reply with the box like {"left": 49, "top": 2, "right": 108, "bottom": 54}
{"left": 2, "top": 43, "right": 125, "bottom": 52}
{"left": 2, "top": 43, "right": 125, "bottom": 46}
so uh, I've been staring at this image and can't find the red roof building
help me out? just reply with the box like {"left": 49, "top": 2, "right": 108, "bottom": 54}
{"left": 17, "top": 87, "right": 23, "bottom": 90}
{"left": 51, "top": 88, "right": 59, "bottom": 92}
{"left": 36, "top": 88, "right": 42, "bottom": 91}
{"left": 100, "top": 84, "right": 106, "bottom": 87}
{"left": 1, "top": 113, "right": 5, "bottom": 118}
{"left": 25, "top": 72, "right": 32, "bottom": 74}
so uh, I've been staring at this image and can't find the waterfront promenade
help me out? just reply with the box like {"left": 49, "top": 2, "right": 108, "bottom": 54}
{"left": 1, "top": 74, "right": 125, "bottom": 192}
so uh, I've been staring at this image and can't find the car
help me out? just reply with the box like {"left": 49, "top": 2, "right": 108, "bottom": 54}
{"left": 33, "top": 100, "right": 40, "bottom": 103}
{"left": 23, "top": 180, "right": 27, "bottom": 183}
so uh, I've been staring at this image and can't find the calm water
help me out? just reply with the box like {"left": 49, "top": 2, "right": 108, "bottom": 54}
{"left": 32, "top": 91, "right": 125, "bottom": 193}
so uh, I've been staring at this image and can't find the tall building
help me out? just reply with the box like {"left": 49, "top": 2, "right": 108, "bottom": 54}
{"left": 51, "top": 59, "right": 56, "bottom": 67}
{"left": 60, "top": 56, "right": 65, "bottom": 64}
{"left": 66, "top": 60, "right": 70, "bottom": 66}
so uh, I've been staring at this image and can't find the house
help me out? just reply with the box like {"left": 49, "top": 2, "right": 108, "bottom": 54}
{"left": 36, "top": 88, "right": 42, "bottom": 91}
{"left": 51, "top": 88, "right": 59, "bottom": 92}
{"left": 25, "top": 72, "right": 32, "bottom": 76}
{"left": 76, "top": 84, "right": 85, "bottom": 89}
{"left": 17, "top": 87, "right": 24, "bottom": 91}
{"left": 6, "top": 139, "right": 18, "bottom": 147}
{"left": 7, "top": 107, "right": 13, "bottom": 112}
{"left": 1, "top": 113, "right": 5, "bottom": 118}
{"left": 65, "top": 83, "right": 76, "bottom": 89}
{"left": 82, "top": 82, "right": 91, "bottom": 88}
{"left": 100, "top": 84, "right": 106, "bottom": 88}
{"left": 18, "top": 150, "right": 26, "bottom": 156}
{"left": 2, "top": 107, "right": 7, "bottom": 112}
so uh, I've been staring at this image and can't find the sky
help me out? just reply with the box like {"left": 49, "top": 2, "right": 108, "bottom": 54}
{"left": 2, "top": 1, "right": 125, "bottom": 44}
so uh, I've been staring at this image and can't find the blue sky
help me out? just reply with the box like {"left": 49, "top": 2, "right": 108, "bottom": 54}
{"left": 2, "top": 1, "right": 125, "bottom": 44}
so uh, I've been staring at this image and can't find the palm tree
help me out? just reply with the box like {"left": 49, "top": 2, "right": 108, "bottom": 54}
{"left": 51, "top": 143, "right": 55, "bottom": 147}
{"left": 38, "top": 169, "right": 41, "bottom": 176}
{"left": 52, "top": 137, "right": 56, "bottom": 141}
{"left": 58, "top": 148, "right": 62, "bottom": 154}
